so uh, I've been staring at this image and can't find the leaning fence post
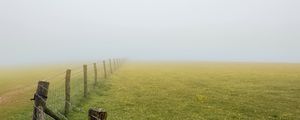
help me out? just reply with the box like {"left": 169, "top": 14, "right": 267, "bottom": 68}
{"left": 88, "top": 108, "right": 107, "bottom": 120}
{"left": 103, "top": 60, "right": 107, "bottom": 79}
{"left": 32, "top": 81, "right": 49, "bottom": 120}
{"left": 83, "top": 64, "right": 88, "bottom": 98}
{"left": 32, "top": 81, "right": 61, "bottom": 120}
{"left": 64, "top": 69, "right": 71, "bottom": 115}
{"left": 93, "top": 63, "right": 98, "bottom": 86}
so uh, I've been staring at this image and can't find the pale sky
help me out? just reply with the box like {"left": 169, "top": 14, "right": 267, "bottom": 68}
{"left": 0, "top": 0, "right": 300, "bottom": 65}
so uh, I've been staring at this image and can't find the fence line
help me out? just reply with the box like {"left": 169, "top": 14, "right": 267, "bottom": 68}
{"left": 31, "top": 58, "right": 126, "bottom": 120}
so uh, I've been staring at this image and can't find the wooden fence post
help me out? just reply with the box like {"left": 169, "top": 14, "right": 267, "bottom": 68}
{"left": 36, "top": 106, "right": 46, "bottom": 120}
{"left": 83, "top": 64, "right": 88, "bottom": 98}
{"left": 32, "top": 81, "right": 49, "bottom": 120}
{"left": 109, "top": 59, "right": 113, "bottom": 74}
{"left": 93, "top": 63, "right": 98, "bottom": 86}
{"left": 103, "top": 60, "right": 107, "bottom": 79}
{"left": 65, "top": 69, "right": 71, "bottom": 115}
{"left": 88, "top": 108, "right": 107, "bottom": 120}
{"left": 32, "top": 81, "right": 61, "bottom": 120}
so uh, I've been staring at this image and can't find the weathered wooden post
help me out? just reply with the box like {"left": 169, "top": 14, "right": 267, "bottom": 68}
{"left": 83, "top": 64, "right": 88, "bottom": 98}
{"left": 64, "top": 69, "right": 71, "bottom": 115}
{"left": 93, "top": 63, "right": 98, "bottom": 86}
{"left": 32, "top": 81, "right": 61, "bottom": 120}
{"left": 36, "top": 106, "right": 46, "bottom": 120}
{"left": 32, "top": 81, "right": 49, "bottom": 120}
{"left": 103, "top": 60, "right": 107, "bottom": 79}
{"left": 88, "top": 108, "right": 107, "bottom": 120}
{"left": 109, "top": 59, "right": 113, "bottom": 74}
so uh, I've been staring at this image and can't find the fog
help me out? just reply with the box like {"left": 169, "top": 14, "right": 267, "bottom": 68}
{"left": 0, "top": 0, "right": 300, "bottom": 65}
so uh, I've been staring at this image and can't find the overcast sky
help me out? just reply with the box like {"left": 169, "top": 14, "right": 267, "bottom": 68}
{"left": 0, "top": 0, "right": 299, "bottom": 65}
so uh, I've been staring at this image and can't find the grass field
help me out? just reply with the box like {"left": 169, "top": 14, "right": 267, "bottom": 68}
{"left": 1, "top": 62, "right": 300, "bottom": 119}
{"left": 0, "top": 64, "right": 73, "bottom": 119}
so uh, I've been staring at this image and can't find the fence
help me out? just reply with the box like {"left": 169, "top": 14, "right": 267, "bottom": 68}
{"left": 31, "top": 58, "right": 125, "bottom": 120}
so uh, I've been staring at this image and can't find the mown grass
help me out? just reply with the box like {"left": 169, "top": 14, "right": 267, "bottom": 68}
{"left": 68, "top": 62, "right": 300, "bottom": 120}
{"left": 1, "top": 62, "right": 300, "bottom": 119}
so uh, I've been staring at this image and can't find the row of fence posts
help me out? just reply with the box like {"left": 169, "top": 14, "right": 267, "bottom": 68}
{"left": 31, "top": 58, "right": 125, "bottom": 120}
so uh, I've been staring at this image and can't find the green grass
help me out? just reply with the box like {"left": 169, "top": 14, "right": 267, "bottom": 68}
{"left": 0, "top": 63, "right": 92, "bottom": 120}
{"left": 68, "top": 62, "right": 300, "bottom": 120}
{"left": 0, "top": 65, "right": 68, "bottom": 119}
{"left": 1, "top": 62, "right": 300, "bottom": 119}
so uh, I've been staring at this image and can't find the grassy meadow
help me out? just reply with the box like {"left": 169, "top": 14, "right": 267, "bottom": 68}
{"left": 1, "top": 62, "right": 300, "bottom": 119}
{"left": 0, "top": 64, "right": 77, "bottom": 119}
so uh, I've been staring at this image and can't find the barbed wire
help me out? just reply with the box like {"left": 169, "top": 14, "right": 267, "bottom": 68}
{"left": 31, "top": 58, "right": 124, "bottom": 120}
{"left": 35, "top": 71, "right": 88, "bottom": 120}
{"left": 43, "top": 71, "right": 66, "bottom": 81}
{"left": 33, "top": 93, "right": 68, "bottom": 120}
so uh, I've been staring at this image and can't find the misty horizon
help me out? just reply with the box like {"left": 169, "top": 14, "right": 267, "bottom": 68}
{"left": 1, "top": 0, "right": 300, "bottom": 66}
